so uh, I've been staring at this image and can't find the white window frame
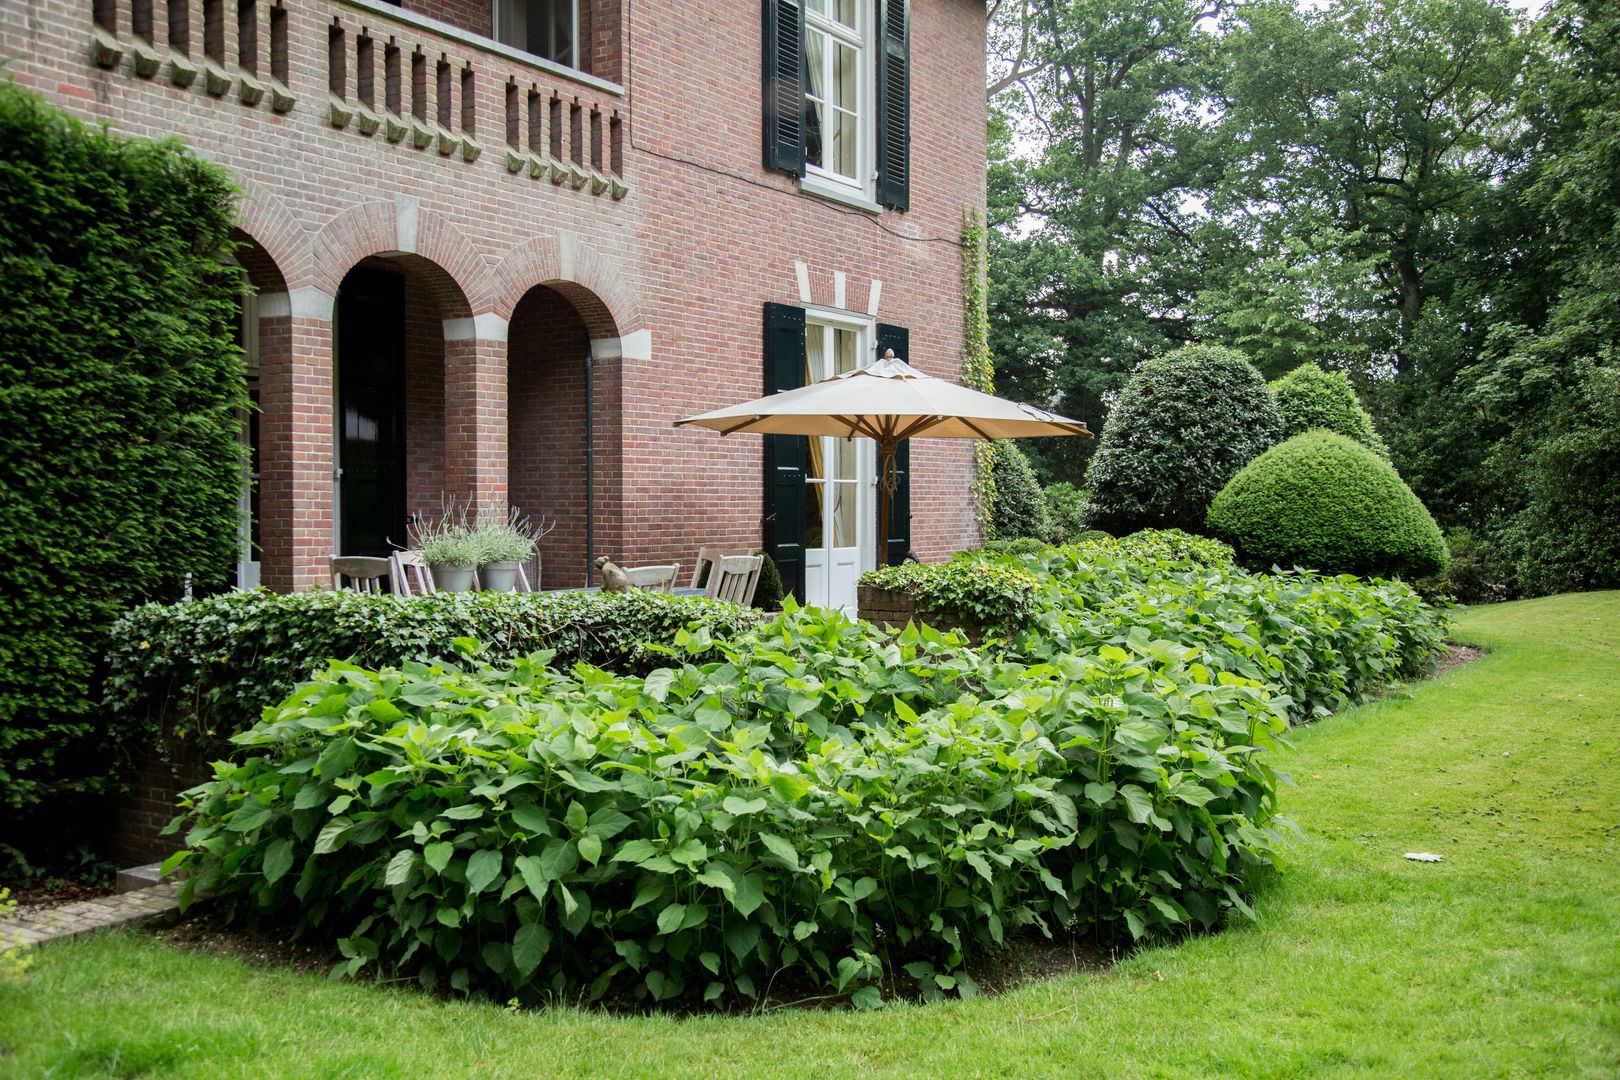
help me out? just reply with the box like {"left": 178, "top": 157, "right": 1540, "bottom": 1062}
{"left": 492, "top": 0, "right": 579, "bottom": 69}
{"left": 802, "top": 0, "right": 873, "bottom": 205}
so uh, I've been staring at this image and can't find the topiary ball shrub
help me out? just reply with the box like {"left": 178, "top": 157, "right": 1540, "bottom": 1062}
{"left": 1206, "top": 431, "right": 1447, "bottom": 578}
{"left": 1083, "top": 344, "right": 1284, "bottom": 534}
{"left": 1269, "top": 363, "right": 1391, "bottom": 461}
{"left": 989, "top": 440, "right": 1053, "bottom": 541}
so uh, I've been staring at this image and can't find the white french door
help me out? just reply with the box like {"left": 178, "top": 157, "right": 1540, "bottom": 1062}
{"left": 802, "top": 314, "right": 874, "bottom": 613}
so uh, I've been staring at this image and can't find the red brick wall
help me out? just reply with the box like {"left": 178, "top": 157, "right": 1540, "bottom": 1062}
{"left": 106, "top": 743, "right": 215, "bottom": 867}
{"left": 8, "top": 0, "right": 987, "bottom": 592}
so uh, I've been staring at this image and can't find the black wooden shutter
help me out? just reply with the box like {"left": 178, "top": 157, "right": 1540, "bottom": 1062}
{"left": 763, "top": 303, "right": 808, "bottom": 602}
{"left": 762, "top": 0, "right": 807, "bottom": 176}
{"left": 874, "top": 0, "right": 910, "bottom": 210}
{"left": 876, "top": 323, "right": 911, "bottom": 563}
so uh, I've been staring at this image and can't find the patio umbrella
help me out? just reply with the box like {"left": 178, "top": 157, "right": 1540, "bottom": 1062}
{"left": 674, "top": 351, "right": 1092, "bottom": 567}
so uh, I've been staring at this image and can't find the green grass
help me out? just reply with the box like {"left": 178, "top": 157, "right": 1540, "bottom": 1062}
{"left": 2, "top": 593, "right": 1617, "bottom": 1080}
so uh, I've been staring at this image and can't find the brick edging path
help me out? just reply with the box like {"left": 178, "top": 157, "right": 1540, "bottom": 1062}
{"left": 6, "top": 881, "right": 185, "bottom": 948}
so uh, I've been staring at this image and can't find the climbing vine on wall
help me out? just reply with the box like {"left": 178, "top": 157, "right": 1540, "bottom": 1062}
{"left": 962, "top": 208, "right": 997, "bottom": 539}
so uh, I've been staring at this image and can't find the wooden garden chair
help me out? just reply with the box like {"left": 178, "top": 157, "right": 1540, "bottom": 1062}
{"left": 623, "top": 563, "right": 681, "bottom": 593}
{"left": 707, "top": 554, "right": 763, "bottom": 605}
{"left": 331, "top": 556, "right": 392, "bottom": 593}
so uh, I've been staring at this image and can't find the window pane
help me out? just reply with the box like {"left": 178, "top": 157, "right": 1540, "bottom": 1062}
{"left": 551, "top": 0, "right": 572, "bottom": 67}
{"left": 804, "top": 30, "right": 825, "bottom": 168}
{"left": 833, "top": 41, "right": 858, "bottom": 112}
{"left": 833, "top": 327, "right": 858, "bottom": 375}
{"left": 806, "top": 322, "right": 826, "bottom": 383}
{"left": 830, "top": 482, "right": 855, "bottom": 547}
{"left": 806, "top": 480, "right": 825, "bottom": 547}
{"left": 806, "top": 0, "right": 826, "bottom": 14}
{"left": 833, "top": 435, "right": 857, "bottom": 481}
{"left": 832, "top": 0, "right": 857, "bottom": 29}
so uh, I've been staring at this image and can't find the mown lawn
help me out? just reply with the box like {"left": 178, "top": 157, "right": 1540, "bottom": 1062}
{"left": 2, "top": 592, "right": 1616, "bottom": 1080}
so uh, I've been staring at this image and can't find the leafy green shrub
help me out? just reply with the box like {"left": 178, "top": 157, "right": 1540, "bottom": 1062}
{"left": 1415, "top": 528, "right": 1509, "bottom": 604}
{"left": 867, "top": 531, "right": 1446, "bottom": 720}
{"left": 1086, "top": 529, "right": 1236, "bottom": 568}
{"left": 0, "top": 85, "right": 243, "bottom": 821}
{"left": 861, "top": 554, "right": 1044, "bottom": 629}
{"left": 1269, "top": 363, "right": 1391, "bottom": 461}
{"left": 989, "top": 441, "right": 1054, "bottom": 541}
{"left": 751, "top": 550, "right": 784, "bottom": 611}
{"left": 980, "top": 536, "right": 1052, "bottom": 557}
{"left": 104, "top": 589, "right": 767, "bottom": 753}
{"left": 167, "top": 607, "right": 1291, "bottom": 1006}
{"left": 1044, "top": 482, "right": 1090, "bottom": 542}
{"left": 1008, "top": 545, "right": 1451, "bottom": 720}
{"left": 1207, "top": 431, "right": 1448, "bottom": 579}
{"left": 1084, "top": 344, "right": 1284, "bottom": 535}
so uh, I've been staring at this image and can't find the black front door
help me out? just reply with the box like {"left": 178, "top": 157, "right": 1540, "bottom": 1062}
{"left": 337, "top": 267, "right": 407, "bottom": 557}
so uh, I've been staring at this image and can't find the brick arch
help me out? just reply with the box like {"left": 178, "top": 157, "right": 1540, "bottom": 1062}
{"left": 491, "top": 234, "right": 642, "bottom": 340}
{"left": 310, "top": 201, "right": 489, "bottom": 317}
{"left": 234, "top": 179, "right": 308, "bottom": 285}
{"left": 229, "top": 227, "right": 289, "bottom": 295}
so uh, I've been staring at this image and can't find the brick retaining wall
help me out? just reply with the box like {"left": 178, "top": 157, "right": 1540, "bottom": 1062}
{"left": 857, "top": 584, "right": 987, "bottom": 643}
{"left": 105, "top": 741, "right": 215, "bottom": 868}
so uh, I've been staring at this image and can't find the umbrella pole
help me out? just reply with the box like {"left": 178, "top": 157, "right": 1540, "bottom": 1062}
{"left": 877, "top": 440, "right": 896, "bottom": 568}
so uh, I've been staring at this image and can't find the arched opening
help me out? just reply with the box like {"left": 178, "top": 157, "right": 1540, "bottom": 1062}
{"left": 333, "top": 253, "right": 473, "bottom": 557}
{"left": 508, "top": 282, "right": 620, "bottom": 588}
{"left": 227, "top": 228, "right": 288, "bottom": 590}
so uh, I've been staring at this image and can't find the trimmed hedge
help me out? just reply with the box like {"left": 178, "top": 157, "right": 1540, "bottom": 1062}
{"left": 1269, "top": 363, "right": 1391, "bottom": 461}
{"left": 1083, "top": 344, "right": 1284, "bottom": 535}
{"left": 0, "top": 85, "right": 243, "bottom": 819}
{"left": 1206, "top": 431, "right": 1448, "bottom": 579}
{"left": 105, "top": 589, "right": 767, "bottom": 753}
{"left": 988, "top": 440, "right": 1053, "bottom": 541}
{"left": 167, "top": 606, "right": 1292, "bottom": 1006}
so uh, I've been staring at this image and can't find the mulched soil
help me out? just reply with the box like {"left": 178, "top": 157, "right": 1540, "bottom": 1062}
{"left": 2, "top": 877, "right": 115, "bottom": 919}
{"left": 151, "top": 910, "right": 333, "bottom": 978}
{"left": 1433, "top": 643, "right": 1486, "bottom": 679}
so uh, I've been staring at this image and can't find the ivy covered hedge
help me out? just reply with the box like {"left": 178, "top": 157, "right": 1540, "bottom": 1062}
{"left": 105, "top": 589, "right": 767, "bottom": 753}
{"left": 0, "top": 85, "right": 243, "bottom": 822}
{"left": 167, "top": 607, "right": 1293, "bottom": 1007}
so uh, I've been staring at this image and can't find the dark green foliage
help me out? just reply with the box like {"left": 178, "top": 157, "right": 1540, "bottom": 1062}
{"left": 1269, "top": 364, "right": 1390, "bottom": 460}
{"left": 981, "top": 537, "right": 1053, "bottom": 557}
{"left": 1083, "top": 345, "right": 1284, "bottom": 535}
{"left": 104, "top": 589, "right": 767, "bottom": 753}
{"left": 868, "top": 530, "right": 1439, "bottom": 720}
{"left": 0, "top": 85, "right": 243, "bottom": 816}
{"left": 1415, "top": 529, "right": 1510, "bottom": 605}
{"left": 751, "top": 550, "right": 784, "bottom": 611}
{"left": 1207, "top": 432, "right": 1447, "bottom": 579}
{"left": 168, "top": 605, "right": 1293, "bottom": 1007}
{"left": 1043, "top": 481, "right": 1089, "bottom": 542}
{"left": 988, "top": 441, "right": 1053, "bottom": 541}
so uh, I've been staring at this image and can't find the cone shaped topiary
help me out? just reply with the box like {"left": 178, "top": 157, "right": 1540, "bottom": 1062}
{"left": 1206, "top": 430, "right": 1447, "bottom": 578}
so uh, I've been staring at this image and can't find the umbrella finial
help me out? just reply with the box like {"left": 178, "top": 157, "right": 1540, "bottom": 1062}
{"left": 883, "top": 349, "right": 895, "bottom": 359}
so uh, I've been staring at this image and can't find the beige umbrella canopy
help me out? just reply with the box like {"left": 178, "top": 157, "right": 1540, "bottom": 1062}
{"left": 675, "top": 352, "right": 1091, "bottom": 567}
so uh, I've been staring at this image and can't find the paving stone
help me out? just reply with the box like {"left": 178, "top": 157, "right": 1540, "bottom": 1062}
{"left": 2, "top": 880, "right": 185, "bottom": 950}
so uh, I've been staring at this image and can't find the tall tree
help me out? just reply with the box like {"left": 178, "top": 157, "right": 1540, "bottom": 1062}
{"left": 1212, "top": 0, "right": 1525, "bottom": 365}
{"left": 986, "top": 0, "right": 1227, "bottom": 485}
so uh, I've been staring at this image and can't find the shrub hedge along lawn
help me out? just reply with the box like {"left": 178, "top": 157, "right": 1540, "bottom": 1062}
{"left": 1207, "top": 431, "right": 1448, "bottom": 580}
{"left": 167, "top": 537, "right": 1450, "bottom": 1009}
{"left": 0, "top": 85, "right": 243, "bottom": 824}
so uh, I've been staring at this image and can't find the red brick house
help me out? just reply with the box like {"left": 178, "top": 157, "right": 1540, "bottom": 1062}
{"left": 2, "top": 0, "right": 986, "bottom": 611}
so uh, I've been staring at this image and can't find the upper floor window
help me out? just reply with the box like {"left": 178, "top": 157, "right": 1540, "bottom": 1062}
{"left": 493, "top": 0, "right": 576, "bottom": 68}
{"left": 763, "top": 0, "right": 910, "bottom": 212}
{"left": 803, "top": 0, "right": 865, "bottom": 190}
